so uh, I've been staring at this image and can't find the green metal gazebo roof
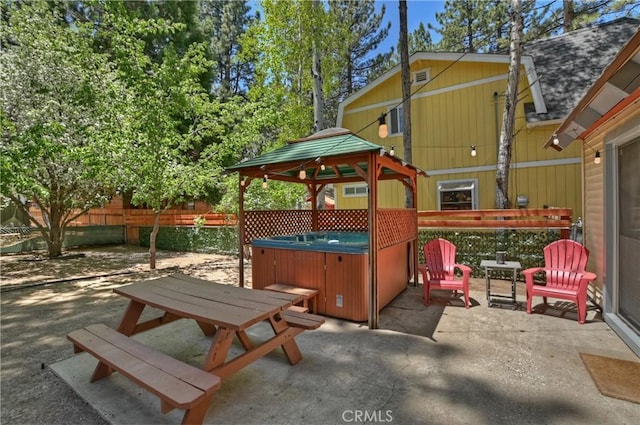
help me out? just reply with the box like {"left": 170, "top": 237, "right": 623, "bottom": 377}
{"left": 226, "top": 128, "right": 427, "bottom": 182}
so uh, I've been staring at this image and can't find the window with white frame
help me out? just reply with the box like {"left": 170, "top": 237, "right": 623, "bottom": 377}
{"left": 437, "top": 179, "right": 478, "bottom": 210}
{"left": 412, "top": 68, "right": 430, "bottom": 85}
{"left": 343, "top": 183, "right": 368, "bottom": 197}
{"left": 388, "top": 106, "right": 403, "bottom": 135}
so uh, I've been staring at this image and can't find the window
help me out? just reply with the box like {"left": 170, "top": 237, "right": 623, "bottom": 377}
{"left": 343, "top": 184, "right": 368, "bottom": 197}
{"left": 413, "top": 68, "right": 430, "bottom": 85}
{"left": 388, "top": 106, "right": 403, "bottom": 135}
{"left": 437, "top": 179, "right": 478, "bottom": 210}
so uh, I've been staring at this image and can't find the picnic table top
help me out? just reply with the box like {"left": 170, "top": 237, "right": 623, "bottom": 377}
{"left": 115, "top": 273, "right": 302, "bottom": 331}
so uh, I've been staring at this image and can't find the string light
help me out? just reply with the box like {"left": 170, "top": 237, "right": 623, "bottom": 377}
{"left": 584, "top": 142, "right": 602, "bottom": 165}
{"left": 262, "top": 176, "right": 268, "bottom": 188}
{"left": 298, "top": 165, "right": 306, "bottom": 180}
{"left": 471, "top": 145, "right": 477, "bottom": 157}
{"left": 378, "top": 113, "right": 388, "bottom": 138}
{"left": 553, "top": 134, "right": 560, "bottom": 145}
{"left": 389, "top": 145, "right": 395, "bottom": 156}
{"left": 315, "top": 157, "right": 325, "bottom": 171}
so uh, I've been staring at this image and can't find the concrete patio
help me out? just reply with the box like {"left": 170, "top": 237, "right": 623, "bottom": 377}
{"left": 51, "top": 278, "right": 640, "bottom": 425}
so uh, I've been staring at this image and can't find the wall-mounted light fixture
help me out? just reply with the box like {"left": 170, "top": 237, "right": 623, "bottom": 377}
{"left": 378, "top": 113, "right": 388, "bottom": 139}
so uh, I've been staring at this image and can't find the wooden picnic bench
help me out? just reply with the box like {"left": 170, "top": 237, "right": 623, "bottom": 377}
{"left": 67, "top": 324, "right": 221, "bottom": 425}
{"left": 66, "top": 274, "right": 325, "bottom": 424}
{"left": 113, "top": 274, "right": 324, "bottom": 379}
{"left": 264, "top": 283, "right": 319, "bottom": 313}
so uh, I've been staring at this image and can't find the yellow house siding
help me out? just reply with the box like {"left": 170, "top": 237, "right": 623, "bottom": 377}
{"left": 337, "top": 56, "right": 583, "bottom": 218}
{"left": 581, "top": 104, "right": 640, "bottom": 302}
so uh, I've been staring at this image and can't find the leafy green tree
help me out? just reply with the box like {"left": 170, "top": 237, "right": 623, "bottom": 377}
{"left": 97, "top": 3, "right": 224, "bottom": 268}
{"left": 1, "top": 0, "right": 123, "bottom": 258}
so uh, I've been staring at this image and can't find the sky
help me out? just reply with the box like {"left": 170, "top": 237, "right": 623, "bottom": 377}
{"left": 375, "top": 0, "right": 446, "bottom": 53}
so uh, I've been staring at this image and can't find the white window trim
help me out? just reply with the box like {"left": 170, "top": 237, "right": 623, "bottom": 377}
{"left": 437, "top": 178, "right": 479, "bottom": 210}
{"left": 343, "top": 183, "right": 368, "bottom": 198}
{"left": 388, "top": 106, "right": 403, "bottom": 136}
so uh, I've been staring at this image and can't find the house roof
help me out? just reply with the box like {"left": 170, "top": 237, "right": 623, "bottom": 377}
{"left": 543, "top": 28, "right": 640, "bottom": 150}
{"left": 523, "top": 18, "right": 639, "bottom": 129}
{"left": 336, "top": 18, "right": 639, "bottom": 136}
{"left": 226, "top": 127, "right": 428, "bottom": 183}
{"left": 336, "top": 52, "right": 546, "bottom": 125}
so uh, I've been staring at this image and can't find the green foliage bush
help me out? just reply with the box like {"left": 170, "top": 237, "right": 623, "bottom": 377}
{"left": 137, "top": 226, "right": 560, "bottom": 279}
{"left": 418, "top": 229, "right": 562, "bottom": 279}
{"left": 139, "top": 226, "right": 238, "bottom": 255}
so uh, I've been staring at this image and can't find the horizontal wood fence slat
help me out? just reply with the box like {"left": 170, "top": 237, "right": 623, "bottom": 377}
{"left": 418, "top": 208, "right": 572, "bottom": 238}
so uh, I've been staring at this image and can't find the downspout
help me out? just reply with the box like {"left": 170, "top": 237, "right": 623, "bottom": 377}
{"left": 494, "top": 92, "right": 500, "bottom": 158}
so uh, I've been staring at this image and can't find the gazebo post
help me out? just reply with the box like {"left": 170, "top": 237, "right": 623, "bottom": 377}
{"left": 368, "top": 152, "right": 379, "bottom": 329}
{"left": 238, "top": 174, "right": 245, "bottom": 288}
{"left": 412, "top": 175, "right": 419, "bottom": 286}
{"left": 310, "top": 183, "right": 318, "bottom": 231}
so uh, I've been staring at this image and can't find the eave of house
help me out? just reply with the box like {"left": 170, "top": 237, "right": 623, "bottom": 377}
{"left": 544, "top": 30, "right": 640, "bottom": 151}
{"left": 336, "top": 52, "right": 547, "bottom": 126}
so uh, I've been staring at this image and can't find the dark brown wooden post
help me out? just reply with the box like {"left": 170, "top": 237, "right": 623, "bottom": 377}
{"left": 368, "top": 152, "right": 379, "bottom": 329}
{"left": 238, "top": 175, "right": 246, "bottom": 288}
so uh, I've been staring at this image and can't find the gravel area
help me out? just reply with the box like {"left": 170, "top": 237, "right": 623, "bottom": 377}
{"left": 1, "top": 245, "right": 250, "bottom": 425}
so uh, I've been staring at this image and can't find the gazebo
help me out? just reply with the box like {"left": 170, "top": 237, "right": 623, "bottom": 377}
{"left": 226, "top": 128, "right": 427, "bottom": 328}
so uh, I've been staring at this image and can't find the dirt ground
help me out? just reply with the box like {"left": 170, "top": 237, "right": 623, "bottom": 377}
{"left": 0, "top": 244, "right": 251, "bottom": 425}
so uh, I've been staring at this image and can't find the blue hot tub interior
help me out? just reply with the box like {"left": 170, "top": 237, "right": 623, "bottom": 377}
{"left": 252, "top": 231, "right": 369, "bottom": 253}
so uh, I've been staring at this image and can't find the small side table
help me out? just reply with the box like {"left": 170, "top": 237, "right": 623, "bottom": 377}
{"left": 480, "top": 260, "right": 522, "bottom": 309}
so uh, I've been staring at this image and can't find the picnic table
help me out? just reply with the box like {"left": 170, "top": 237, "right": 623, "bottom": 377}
{"left": 67, "top": 273, "right": 324, "bottom": 425}
{"left": 113, "top": 273, "right": 324, "bottom": 378}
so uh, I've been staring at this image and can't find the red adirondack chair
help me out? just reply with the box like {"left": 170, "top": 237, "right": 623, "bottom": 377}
{"left": 522, "top": 239, "right": 596, "bottom": 324}
{"left": 418, "top": 238, "right": 471, "bottom": 308}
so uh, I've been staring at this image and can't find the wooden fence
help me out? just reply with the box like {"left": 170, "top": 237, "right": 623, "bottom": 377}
{"left": 417, "top": 208, "right": 572, "bottom": 238}
{"left": 27, "top": 207, "right": 573, "bottom": 242}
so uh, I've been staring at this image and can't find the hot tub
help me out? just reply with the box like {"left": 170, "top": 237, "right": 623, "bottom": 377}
{"left": 251, "top": 231, "right": 409, "bottom": 321}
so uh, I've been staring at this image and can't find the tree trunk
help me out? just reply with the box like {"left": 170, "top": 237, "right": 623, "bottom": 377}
{"left": 149, "top": 210, "right": 161, "bottom": 269}
{"left": 46, "top": 218, "right": 64, "bottom": 259}
{"left": 563, "top": 0, "right": 574, "bottom": 32}
{"left": 45, "top": 195, "right": 64, "bottom": 259}
{"left": 312, "top": 0, "right": 326, "bottom": 209}
{"left": 399, "top": 0, "right": 413, "bottom": 208}
{"left": 496, "top": 0, "right": 523, "bottom": 209}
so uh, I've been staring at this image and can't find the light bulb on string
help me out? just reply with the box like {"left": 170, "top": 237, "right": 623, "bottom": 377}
{"left": 553, "top": 134, "right": 560, "bottom": 146}
{"left": 378, "top": 113, "right": 388, "bottom": 138}
{"left": 594, "top": 150, "right": 601, "bottom": 165}
{"left": 471, "top": 145, "right": 477, "bottom": 157}
{"left": 298, "top": 165, "right": 306, "bottom": 180}
{"left": 389, "top": 145, "right": 395, "bottom": 156}
{"left": 262, "top": 176, "right": 268, "bottom": 189}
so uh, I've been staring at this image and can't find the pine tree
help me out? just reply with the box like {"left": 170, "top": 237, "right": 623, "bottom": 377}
{"left": 200, "top": 0, "right": 257, "bottom": 97}
{"left": 329, "top": 0, "right": 391, "bottom": 97}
